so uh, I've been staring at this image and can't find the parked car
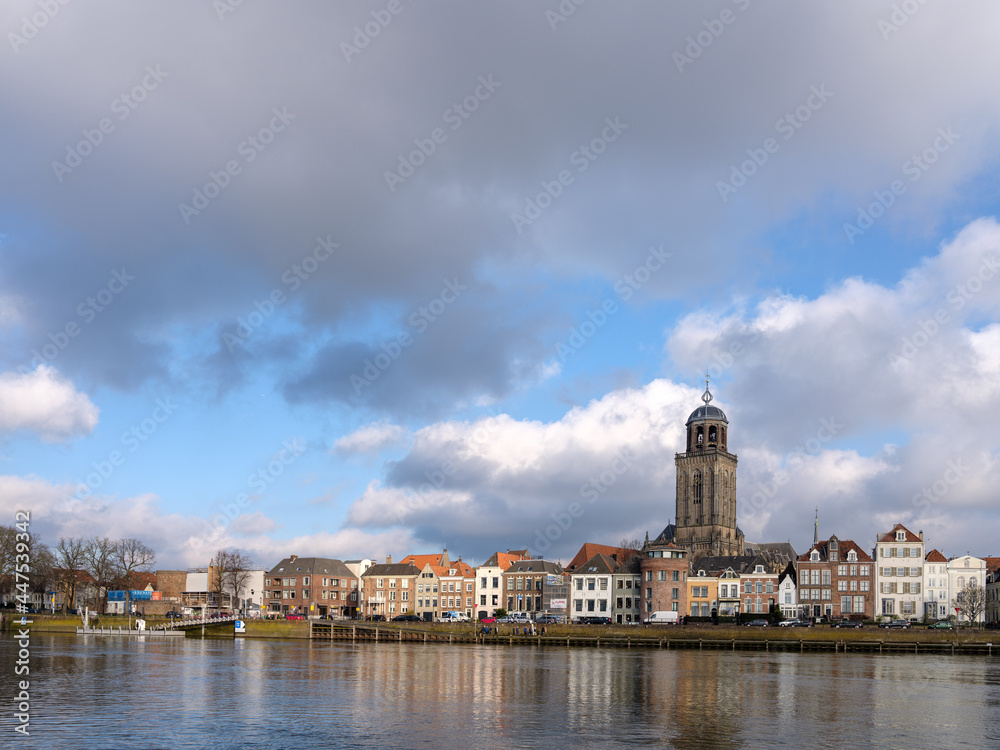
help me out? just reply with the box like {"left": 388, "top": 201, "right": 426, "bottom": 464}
{"left": 164, "top": 610, "right": 183, "bottom": 618}
{"left": 833, "top": 619, "right": 864, "bottom": 628}
{"left": 392, "top": 614, "right": 421, "bottom": 622}
{"left": 778, "top": 618, "right": 801, "bottom": 627}
{"left": 285, "top": 613, "right": 305, "bottom": 620}
{"left": 479, "top": 616, "right": 496, "bottom": 624}
{"left": 576, "top": 616, "right": 611, "bottom": 625}
{"left": 364, "top": 614, "right": 385, "bottom": 622}
{"left": 535, "top": 615, "right": 560, "bottom": 624}
{"left": 745, "top": 619, "right": 769, "bottom": 627}
{"left": 880, "top": 619, "right": 911, "bottom": 629}
{"left": 928, "top": 620, "right": 954, "bottom": 630}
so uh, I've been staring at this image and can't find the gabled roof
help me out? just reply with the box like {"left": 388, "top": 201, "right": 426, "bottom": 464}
{"left": 778, "top": 561, "right": 797, "bottom": 586}
{"left": 399, "top": 551, "right": 450, "bottom": 569}
{"left": 797, "top": 538, "right": 873, "bottom": 564}
{"left": 876, "top": 523, "right": 922, "bottom": 544}
{"left": 481, "top": 550, "right": 529, "bottom": 571}
{"left": 361, "top": 563, "right": 421, "bottom": 578}
{"left": 267, "top": 556, "right": 355, "bottom": 578}
{"left": 925, "top": 549, "right": 948, "bottom": 563}
{"left": 985, "top": 556, "right": 1000, "bottom": 573}
{"left": 614, "top": 552, "right": 642, "bottom": 574}
{"left": 566, "top": 543, "right": 635, "bottom": 572}
{"left": 695, "top": 555, "right": 772, "bottom": 576}
{"left": 441, "top": 560, "right": 475, "bottom": 578}
{"left": 745, "top": 541, "right": 798, "bottom": 567}
{"left": 506, "top": 560, "right": 563, "bottom": 575}
{"left": 570, "top": 553, "right": 618, "bottom": 576}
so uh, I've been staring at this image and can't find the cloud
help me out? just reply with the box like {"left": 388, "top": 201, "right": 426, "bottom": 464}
{"left": 334, "top": 220, "right": 1000, "bottom": 560}
{"left": 0, "top": 366, "right": 99, "bottom": 441}
{"left": 334, "top": 421, "right": 409, "bottom": 454}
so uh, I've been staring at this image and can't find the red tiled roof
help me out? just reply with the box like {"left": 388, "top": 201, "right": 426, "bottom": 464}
{"left": 567, "top": 543, "right": 634, "bottom": 571}
{"left": 797, "top": 537, "right": 873, "bottom": 563}
{"left": 876, "top": 523, "right": 922, "bottom": 544}
{"left": 925, "top": 549, "right": 948, "bottom": 563}
{"left": 400, "top": 551, "right": 449, "bottom": 569}
{"left": 984, "top": 556, "right": 1000, "bottom": 572}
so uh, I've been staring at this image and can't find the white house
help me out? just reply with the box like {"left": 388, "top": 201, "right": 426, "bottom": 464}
{"left": 923, "top": 549, "right": 950, "bottom": 620}
{"left": 569, "top": 553, "right": 616, "bottom": 621}
{"left": 874, "top": 523, "right": 925, "bottom": 620}
{"left": 947, "top": 554, "right": 987, "bottom": 624}
{"left": 475, "top": 550, "right": 527, "bottom": 619}
{"left": 777, "top": 563, "right": 799, "bottom": 619}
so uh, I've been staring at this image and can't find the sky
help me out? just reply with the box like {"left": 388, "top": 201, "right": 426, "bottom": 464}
{"left": 2, "top": 1, "right": 1000, "bottom": 571}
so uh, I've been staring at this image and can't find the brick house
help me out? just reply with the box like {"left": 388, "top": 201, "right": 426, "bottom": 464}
{"left": 504, "top": 559, "right": 565, "bottom": 617}
{"left": 265, "top": 555, "right": 357, "bottom": 617}
{"left": 360, "top": 559, "right": 420, "bottom": 619}
{"left": 797, "top": 536, "right": 875, "bottom": 620}
{"left": 638, "top": 532, "right": 688, "bottom": 619}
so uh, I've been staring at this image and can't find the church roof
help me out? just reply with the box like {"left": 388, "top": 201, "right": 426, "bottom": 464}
{"left": 686, "top": 404, "right": 728, "bottom": 424}
{"left": 686, "top": 381, "right": 728, "bottom": 424}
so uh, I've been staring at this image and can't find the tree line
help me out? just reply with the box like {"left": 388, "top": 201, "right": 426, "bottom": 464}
{"left": 0, "top": 528, "right": 155, "bottom": 614}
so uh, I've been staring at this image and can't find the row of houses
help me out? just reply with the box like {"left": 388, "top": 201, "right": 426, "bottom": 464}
{"left": 37, "top": 524, "right": 996, "bottom": 626}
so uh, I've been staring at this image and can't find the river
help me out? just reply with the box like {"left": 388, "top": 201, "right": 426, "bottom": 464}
{"left": 1, "top": 633, "right": 998, "bottom": 749}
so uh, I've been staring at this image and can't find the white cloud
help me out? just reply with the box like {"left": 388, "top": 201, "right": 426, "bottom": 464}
{"left": 0, "top": 365, "right": 99, "bottom": 441}
{"left": 333, "top": 421, "right": 408, "bottom": 455}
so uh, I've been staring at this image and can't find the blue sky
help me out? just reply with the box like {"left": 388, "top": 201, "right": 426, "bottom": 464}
{"left": 3, "top": 1, "right": 1000, "bottom": 569}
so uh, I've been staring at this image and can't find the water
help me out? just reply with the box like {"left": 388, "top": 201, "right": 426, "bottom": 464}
{"left": 1, "top": 633, "right": 999, "bottom": 749}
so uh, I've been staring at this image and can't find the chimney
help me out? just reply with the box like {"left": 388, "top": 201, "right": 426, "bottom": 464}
{"left": 386, "top": 554, "right": 392, "bottom": 564}
{"left": 289, "top": 555, "right": 297, "bottom": 562}
{"left": 919, "top": 531, "right": 923, "bottom": 541}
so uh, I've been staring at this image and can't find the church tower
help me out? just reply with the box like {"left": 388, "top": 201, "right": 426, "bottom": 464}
{"left": 674, "top": 380, "right": 744, "bottom": 558}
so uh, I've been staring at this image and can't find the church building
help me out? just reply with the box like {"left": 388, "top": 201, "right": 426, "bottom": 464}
{"left": 672, "top": 380, "right": 745, "bottom": 559}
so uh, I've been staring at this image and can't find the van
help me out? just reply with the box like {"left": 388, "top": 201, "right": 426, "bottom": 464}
{"left": 643, "top": 611, "right": 679, "bottom": 625}
{"left": 439, "top": 611, "right": 470, "bottom": 623}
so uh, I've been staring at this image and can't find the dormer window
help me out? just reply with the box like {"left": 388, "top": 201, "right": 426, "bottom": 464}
{"left": 810, "top": 550, "right": 820, "bottom": 562}
{"left": 755, "top": 565, "right": 764, "bottom": 574}
{"left": 847, "top": 550, "right": 857, "bottom": 562}
{"left": 896, "top": 531, "right": 905, "bottom": 541}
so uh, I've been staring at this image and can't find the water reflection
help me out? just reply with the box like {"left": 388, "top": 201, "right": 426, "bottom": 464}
{"left": 0, "top": 634, "right": 998, "bottom": 749}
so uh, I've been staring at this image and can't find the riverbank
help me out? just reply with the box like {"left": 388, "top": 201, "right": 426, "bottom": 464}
{"left": 18, "top": 615, "right": 1000, "bottom": 653}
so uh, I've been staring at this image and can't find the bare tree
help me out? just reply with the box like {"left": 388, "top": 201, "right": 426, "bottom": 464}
{"left": 114, "top": 538, "right": 156, "bottom": 627}
{"left": 54, "top": 537, "right": 89, "bottom": 612}
{"left": 618, "top": 538, "right": 644, "bottom": 551}
{"left": 85, "top": 537, "right": 118, "bottom": 615}
{"left": 957, "top": 578, "right": 986, "bottom": 628}
{"left": 0, "top": 526, "right": 53, "bottom": 609}
{"left": 211, "top": 548, "right": 255, "bottom": 614}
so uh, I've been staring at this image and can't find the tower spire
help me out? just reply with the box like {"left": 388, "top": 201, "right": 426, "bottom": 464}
{"left": 813, "top": 507, "right": 819, "bottom": 545}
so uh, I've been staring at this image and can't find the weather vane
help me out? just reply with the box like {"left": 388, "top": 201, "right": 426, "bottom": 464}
{"left": 702, "top": 374, "right": 713, "bottom": 406}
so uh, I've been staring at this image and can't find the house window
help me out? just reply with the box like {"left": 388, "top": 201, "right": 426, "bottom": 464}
{"left": 672, "top": 588, "right": 679, "bottom": 600}
{"left": 821, "top": 571, "right": 831, "bottom": 585}
{"left": 302, "top": 577, "right": 310, "bottom": 586}
{"left": 587, "top": 579, "right": 596, "bottom": 591}
{"left": 575, "top": 579, "right": 583, "bottom": 590}
{"left": 646, "top": 571, "right": 653, "bottom": 581}
{"left": 672, "top": 570, "right": 680, "bottom": 581}
{"left": 599, "top": 579, "right": 608, "bottom": 591}
{"left": 658, "top": 571, "right": 666, "bottom": 581}
{"left": 646, "top": 588, "right": 652, "bottom": 599}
